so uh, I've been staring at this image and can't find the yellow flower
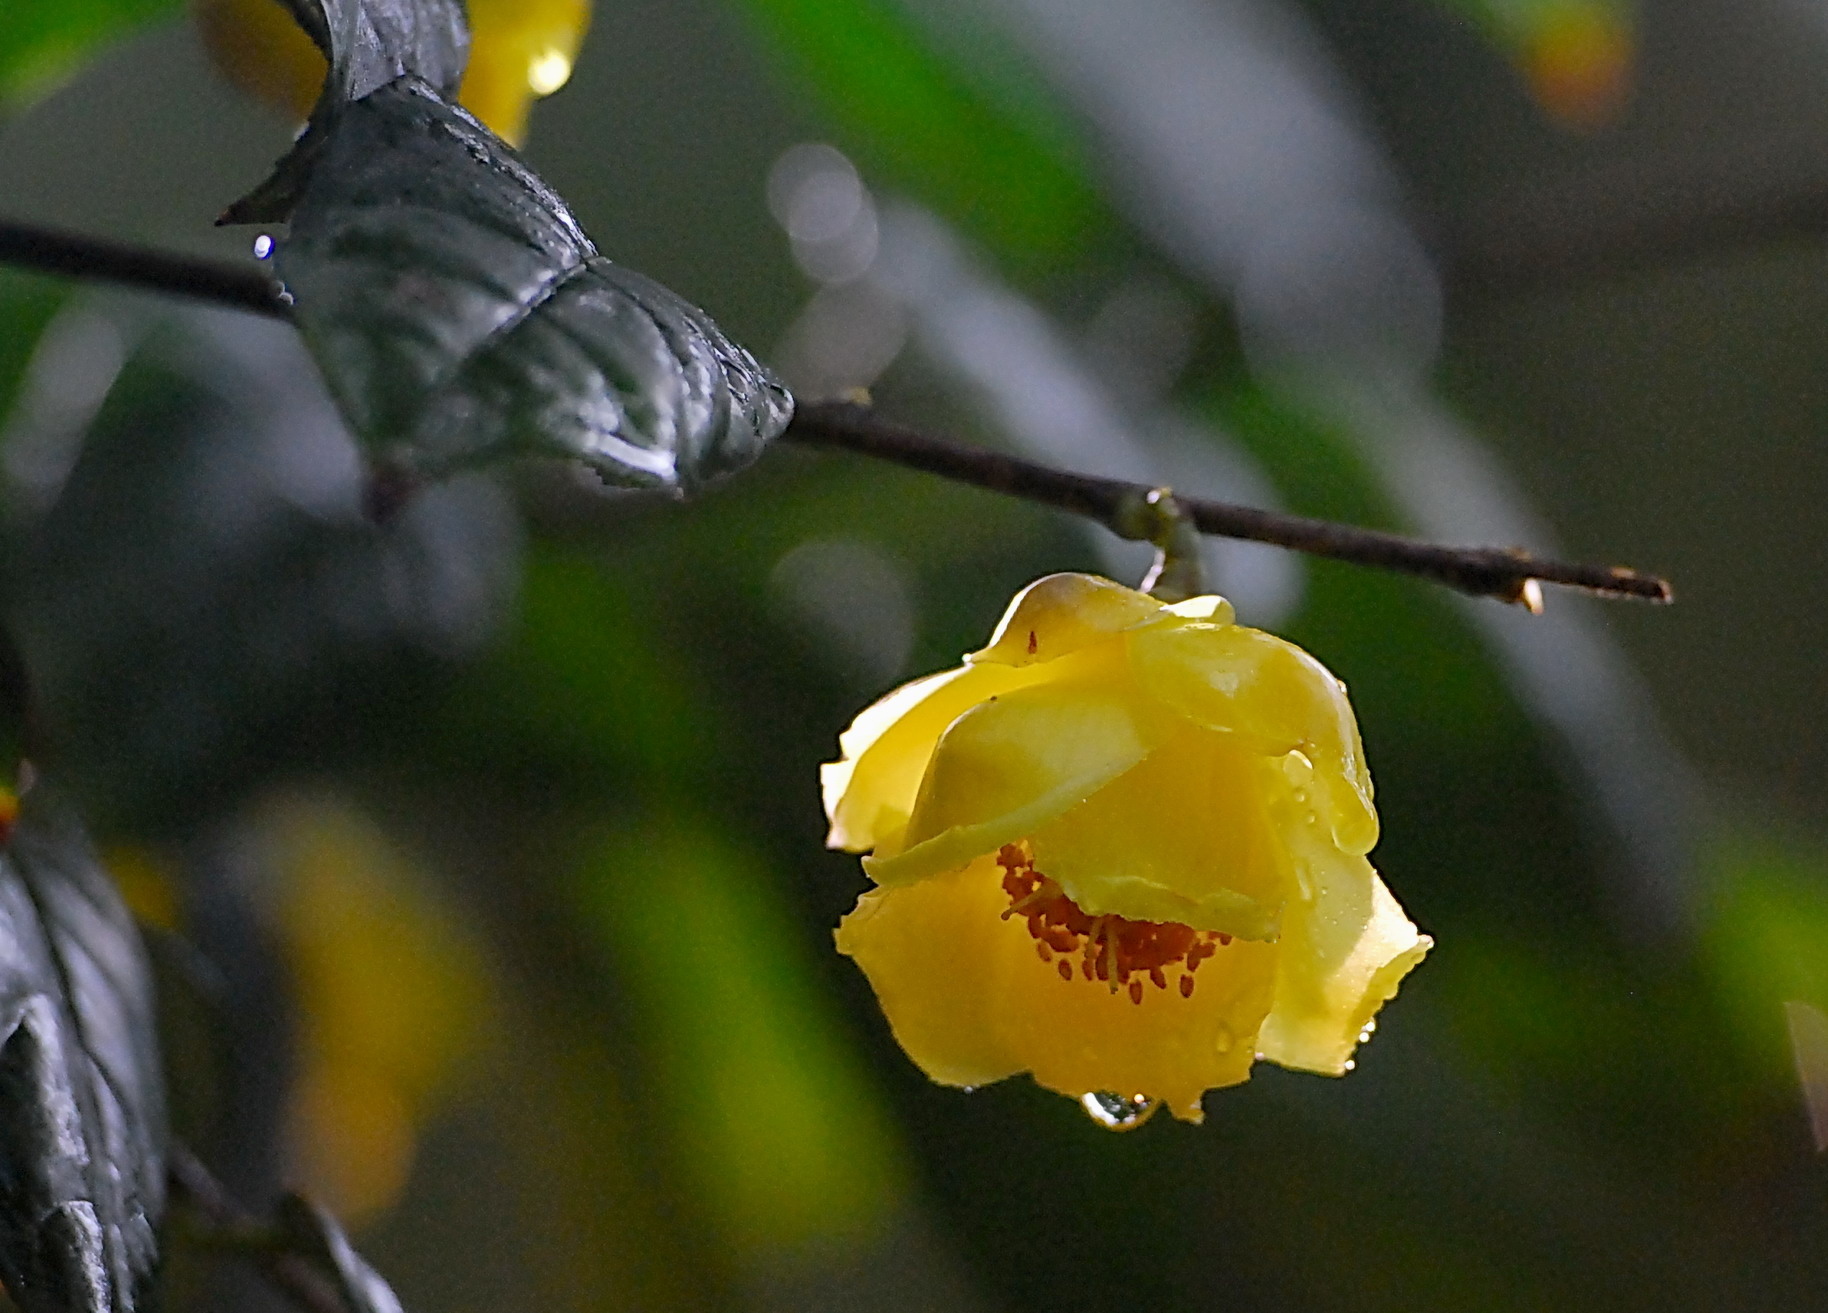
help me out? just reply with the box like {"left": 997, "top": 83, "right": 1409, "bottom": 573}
{"left": 825, "top": 573, "right": 1431, "bottom": 1123}
{"left": 191, "top": 0, "right": 590, "bottom": 145}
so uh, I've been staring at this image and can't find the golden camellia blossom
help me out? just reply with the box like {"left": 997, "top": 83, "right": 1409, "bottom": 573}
{"left": 825, "top": 573, "right": 1431, "bottom": 1123}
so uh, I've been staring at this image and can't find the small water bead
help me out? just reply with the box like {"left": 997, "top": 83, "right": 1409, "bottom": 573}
{"left": 1342, "top": 1059, "right": 1356, "bottom": 1072}
{"left": 1281, "top": 749, "right": 1315, "bottom": 789}
{"left": 1080, "top": 1091, "right": 1160, "bottom": 1131}
{"left": 252, "top": 234, "right": 274, "bottom": 260}
{"left": 1214, "top": 1025, "right": 1234, "bottom": 1054}
{"left": 1357, "top": 1018, "right": 1378, "bottom": 1044}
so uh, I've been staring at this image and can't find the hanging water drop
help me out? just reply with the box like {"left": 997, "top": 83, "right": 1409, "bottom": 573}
{"left": 253, "top": 233, "right": 274, "bottom": 260}
{"left": 1080, "top": 1091, "right": 1160, "bottom": 1131}
{"left": 1358, "top": 1018, "right": 1378, "bottom": 1044}
{"left": 1342, "top": 1059, "right": 1356, "bottom": 1072}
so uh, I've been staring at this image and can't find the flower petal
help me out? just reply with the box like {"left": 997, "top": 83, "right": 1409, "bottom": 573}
{"left": 837, "top": 854, "right": 1275, "bottom": 1121}
{"left": 969, "top": 573, "right": 1165, "bottom": 667}
{"left": 822, "top": 662, "right": 1038, "bottom": 854}
{"left": 863, "top": 673, "right": 1169, "bottom": 887}
{"left": 834, "top": 854, "right": 1024, "bottom": 1088}
{"left": 1253, "top": 797, "right": 1431, "bottom": 1074}
{"left": 1029, "top": 729, "right": 1284, "bottom": 941}
{"left": 997, "top": 916, "right": 1276, "bottom": 1122}
{"left": 1128, "top": 622, "right": 1379, "bottom": 856}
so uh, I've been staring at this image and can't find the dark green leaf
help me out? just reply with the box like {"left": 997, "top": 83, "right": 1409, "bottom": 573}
{"left": 274, "top": 1195, "right": 405, "bottom": 1313}
{"left": 0, "top": 788, "right": 166, "bottom": 1313}
{"left": 221, "top": 0, "right": 470, "bottom": 224}
{"left": 225, "top": 0, "right": 791, "bottom": 491}
{"left": 305, "top": 0, "right": 467, "bottom": 105}
{"left": 270, "top": 78, "right": 792, "bottom": 490}
{"left": 4, "top": 301, "right": 520, "bottom": 831}
{"left": 730, "top": 0, "right": 1109, "bottom": 263}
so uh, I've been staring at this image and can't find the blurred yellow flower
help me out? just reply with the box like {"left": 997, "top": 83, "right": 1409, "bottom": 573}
{"left": 191, "top": 0, "right": 590, "bottom": 145}
{"left": 826, "top": 573, "right": 1431, "bottom": 1123}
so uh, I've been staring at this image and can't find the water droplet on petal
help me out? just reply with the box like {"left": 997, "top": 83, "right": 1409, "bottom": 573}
{"left": 1357, "top": 1018, "right": 1378, "bottom": 1044}
{"left": 1080, "top": 1091, "right": 1160, "bottom": 1131}
{"left": 1343, "top": 1059, "right": 1356, "bottom": 1072}
{"left": 527, "top": 47, "right": 574, "bottom": 96}
{"left": 1293, "top": 865, "right": 1315, "bottom": 903}
{"left": 1281, "top": 749, "right": 1315, "bottom": 788}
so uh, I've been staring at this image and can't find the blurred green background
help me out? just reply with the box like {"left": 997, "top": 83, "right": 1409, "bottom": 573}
{"left": 3, "top": 0, "right": 1828, "bottom": 1309}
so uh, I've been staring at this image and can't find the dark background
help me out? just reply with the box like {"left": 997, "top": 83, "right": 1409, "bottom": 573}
{"left": 3, "top": 0, "right": 1827, "bottom": 1309}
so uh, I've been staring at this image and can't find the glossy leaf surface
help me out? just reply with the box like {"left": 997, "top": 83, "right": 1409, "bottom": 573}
{"left": 227, "top": 0, "right": 791, "bottom": 491}
{"left": 0, "top": 790, "right": 166, "bottom": 1313}
{"left": 277, "top": 78, "right": 791, "bottom": 489}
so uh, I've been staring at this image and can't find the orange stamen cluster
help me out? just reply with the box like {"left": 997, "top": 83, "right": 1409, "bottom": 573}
{"left": 997, "top": 842, "right": 1230, "bottom": 1005}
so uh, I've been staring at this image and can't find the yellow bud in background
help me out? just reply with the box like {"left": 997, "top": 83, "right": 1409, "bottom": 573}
{"left": 190, "top": 0, "right": 326, "bottom": 125}
{"left": 1522, "top": 2, "right": 1633, "bottom": 130}
{"left": 461, "top": 0, "right": 591, "bottom": 146}
{"left": 189, "top": 0, "right": 591, "bottom": 145}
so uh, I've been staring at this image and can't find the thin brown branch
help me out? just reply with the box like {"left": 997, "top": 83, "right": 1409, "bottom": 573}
{"left": 0, "top": 217, "right": 291, "bottom": 318}
{"left": 785, "top": 402, "right": 1671, "bottom": 607}
{"left": 167, "top": 1146, "right": 352, "bottom": 1313}
{"left": 0, "top": 218, "right": 1673, "bottom": 604}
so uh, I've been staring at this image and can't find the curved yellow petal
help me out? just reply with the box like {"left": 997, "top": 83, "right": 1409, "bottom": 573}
{"left": 998, "top": 915, "right": 1277, "bottom": 1122}
{"left": 837, "top": 855, "right": 1276, "bottom": 1121}
{"left": 1253, "top": 792, "right": 1430, "bottom": 1074}
{"left": 822, "top": 662, "right": 1037, "bottom": 854}
{"left": 1028, "top": 729, "right": 1285, "bottom": 940}
{"left": 969, "top": 573, "right": 1165, "bottom": 667}
{"left": 1128, "top": 621, "right": 1378, "bottom": 856}
{"left": 864, "top": 673, "right": 1168, "bottom": 886}
{"left": 834, "top": 854, "right": 1022, "bottom": 1089}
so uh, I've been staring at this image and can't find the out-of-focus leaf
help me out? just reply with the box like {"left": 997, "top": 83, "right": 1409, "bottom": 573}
{"left": 224, "top": 0, "right": 791, "bottom": 491}
{"left": 274, "top": 1193, "right": 405, "bottom": 1313}
{"left": 1705, "top": 833, "right": 1828, "bottom": 1078}
{"left": 0, "top": 0, "right": 179, "bottom": 109}
{"left": 578, "top": 821, "right": 907, "bottom": 1257}
{"left": 0, "top": 787, "right": 166, "bottom": 1313}
{"left": 0, "top": 276, "right": 68, "bottom": 441}
{"left": 731, "top": 0, "right": 1108, "bottom": 263}
{"left": 2, "top": 301, "right": 520, "bottom": 831}
{"left": 1784, "top": 1001, "right": 1828, "bottom": 1152}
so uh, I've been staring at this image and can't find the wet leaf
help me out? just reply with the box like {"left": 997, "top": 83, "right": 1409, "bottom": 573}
{"left": 0, "top": 788, "right": 166, "bottom": 1313}
{"left": 274, "top": 78, "right": 791, "bottom": 490}
{"left": 227, "top": 0, "right": 791, "bottom": 491}
{"left": 0, "top": 0, "right": 180, "bottom": 110}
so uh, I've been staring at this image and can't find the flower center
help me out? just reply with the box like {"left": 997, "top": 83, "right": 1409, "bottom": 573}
{"left": 997, "top": 842, "right": 1231, "bottom": 1005}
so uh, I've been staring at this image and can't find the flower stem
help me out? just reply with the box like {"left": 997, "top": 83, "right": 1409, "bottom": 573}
{"left": 786, "top": 402, "right": 1670, "bottom": 609}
